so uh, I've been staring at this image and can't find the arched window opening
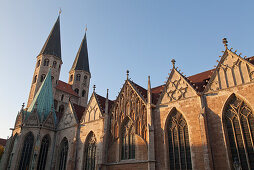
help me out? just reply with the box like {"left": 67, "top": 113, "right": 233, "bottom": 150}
{"left": 43, "top": 59, "right": 49, "bottom": 66}
{"left": 33, "top": 75, "right": 37, "bottom": 83}
{"left": 59, "top": 105, "right": 64, "bottom": 114}
{"left": 84, "top": 133, "right": 96, "bottom": 170}
{"left": 37, "top": 60, "right": 41, "bottom": 68}
{"left": 76, "top": 74, "right": 81, "bottom": 81}
{"left": 61, "top": 94, "right": 64, "bottom": 101}
{"left": 121, "top": 119, "right": 135, "bottom": 160}
{"left": 82, "top": 90, "right": 86, "bottom": 97}
{"left": 51, "top": 76, "right": 54, "bottom": 81}
{"left": 54, "top": 100, "right": 58, "bottom": 110}
{"left": 69, "top": 75, "right": 73, "bottom": 82}
{"left": 223, "top": 94, "right": 254, "bottom": 169}
{"left": 75, "top": 88, "right": 79, "bottom": 95}
{"left": 18, "top": 132, "right": 34, "bottom": 170}
{"left": 58, "top": 138, "right": 68, "bottom": 170}
{"left": 53, "top": 61, "right": 57, "bottom": 68}
{"left": 167, "top": 110, "right": 192, "bottom": 170}
{"left": 40, "top": 74, "right": 46, "bottom": 82}
{"left": 37, "top": 135, "right": 50, "bottom": 170}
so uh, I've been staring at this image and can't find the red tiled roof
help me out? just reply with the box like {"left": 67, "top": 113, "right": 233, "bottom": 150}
{"left": 247, "top": 56, "right": 254, "bottom": 65}
{"left": 72, "top": 103, "right": 86, "bottom": 122}
{"left": 56, "top": 80, "right": 79, "bottom": 97}
{"left": 0, "top": 138, "right": 7, "bottom": 146}
{"left": 95, "top": 93, "right": 114, "bottom": 113}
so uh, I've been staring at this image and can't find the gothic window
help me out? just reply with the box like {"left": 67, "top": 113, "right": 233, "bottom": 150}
{"left": 121, "top": 118, "right": 135, "bottom": 160}
{"left": 44, "top": 59, "right": 49, "bottom": 66}
{"left": 76, "top": 74, "right": 81, "bottom": 81}
{"left": 37, "top": 135, "right": 50, "bottom": 170}
{"left": 82, "top": 90, "right": 86, "bottom": 97}
{"left": 167, "top": 110, "right": 192, "bottom": 170}
{"left": 223, "top": 94, "right": 254, "bottom": 169}
{"left": 51, "top": 76, "right": 54, "bottom": 81}
{"left": 37, "top": 60, "right": 41, "bottom": 68}
{"left": 58, "top": 138, "right": 68, "bottom": 170}
{"left": 69, "top": 75, "right": 73, "bottom": 82}
{"left": 61, "top": 94, "right": 64, "bottom": 101}
{"left": 59, "top": 105, "right": 64, "bottom": 114}
{"left": 84, "top": 132, "right": 96, "bottom": 170}
{"left": 75, "top": 88, "right": 79, "bottom": 95}
{"left": 53, "top": 61, "right": 57, "bottom": 68}
{"left": 54, "top": 100, "right": 58, "bottom": 110}
{"left": 41, "top": 74, "right": 46, "bottom": 82}
{"left": 33, "top": 75, "right": 37, "bottom": 83}
{"left": 18, "top": 132, "right": 34, "bottom": 170}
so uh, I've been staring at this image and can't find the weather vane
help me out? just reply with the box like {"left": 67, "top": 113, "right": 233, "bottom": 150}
{"left": 59, "top": 8, "right": 62, "bottom": 15}
{"left": 85, "top": 24, "right": 88, "bottom": 32}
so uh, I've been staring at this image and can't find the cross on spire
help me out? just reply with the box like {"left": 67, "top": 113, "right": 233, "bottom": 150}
{"left": 223, "top": 38, "right": 228, "bottom": 49}
{"left": 93, "top": 85, "right": 96, "bottom": 92}
{"left": 126, "top": 70, "right": 129, "bottom": 80}
{"left": 171, "top": 59, "right": 176, "bottom": 68}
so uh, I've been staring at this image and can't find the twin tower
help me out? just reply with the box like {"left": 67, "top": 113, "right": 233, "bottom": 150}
{"left": 27, "top": 16, "right": 91, "bottom": 113}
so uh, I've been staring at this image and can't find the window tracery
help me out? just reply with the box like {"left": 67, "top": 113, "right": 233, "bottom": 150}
{"left": 121, "top": 119, "right": 135, "bottom": 160}
{"left": 167, "top": 110, "right": 192, "bottom": 170}
{"left": 84, "top": 133, "right": 96, "bottom": 170}
{"left": 58, "top": 138, "right": 68, "bottom": 170}
{"left": 37, "top": 135, "right": 50, "bottom": 170}
{"left": 223, "top": 94, "right": 254, "bottom": 169}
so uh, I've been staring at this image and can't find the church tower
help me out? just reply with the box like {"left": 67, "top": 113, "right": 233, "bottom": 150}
{"left": 27, "top": 16, "right": 62, "bottom": 108}
{"left": 68, "top": 32, "right": 91, "bottom": 107}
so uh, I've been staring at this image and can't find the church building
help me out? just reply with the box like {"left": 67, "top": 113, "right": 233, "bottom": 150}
{"left": 1, "top": 15, "right": 254, "bottom": 170}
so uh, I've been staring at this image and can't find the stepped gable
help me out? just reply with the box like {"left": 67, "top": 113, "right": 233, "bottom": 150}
{"left": 56, "top": 80, "right": 79, "bottom": 97}
{"left": 72, "top": 103, "right": 86, "bottom": 122}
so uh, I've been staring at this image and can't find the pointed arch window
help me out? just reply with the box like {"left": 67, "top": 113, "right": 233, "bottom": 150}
{"left": 82, "top": 90, "right": 86, "bottom": 97}
{"left": 61, "top": 94, "right": 64, "bottom": 101}
{"left": 121, "top": 119, "right": 135, "bottom": 160}
{"left": 41, "top": 74, "right": 46, "bottom": 82}
{"left": 18, "top": 132, "right": 34, "bottom": 170}
{"left": 76, "top": 74, "right": 81, "bottom": 81}
{"left": 37, "top": 135, "right": 50, "bottom": 170}
{"left": 58, "top": 138, "right": 68, "bottom": 170}
{"left": 59, "top": 105, "right": 64, "bottom": 114}
{"left": 75, "top": 88, "right": 79, "bottom": 95}
{"left": 37, "top": 60, "right": 41, "bottom": 68}
{"left": 43, "top": 59, "right": 49, "bottom": 66}
{"left": 84, "top": 133, "right": 96, "bottom": 170}
{"left": 69, "top": 75, "right": 73, "bottom": 82}
{"left": 223, "top": 94, "right": 254, "bottom": 169}
{"left": 33, "top": 75, "right": 37, "bottom": 83}
{"left": 53, "top": 61, "right": 57, "bottom": 68}
{"left": 167, "top": 110, "right": 192, "bottom": 170}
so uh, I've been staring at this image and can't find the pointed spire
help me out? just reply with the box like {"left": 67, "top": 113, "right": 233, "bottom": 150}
{"left": 148, "top": 76, "right": 151, "bottom": 91}
{"left": 71, "top": 31, "right": 90, "bottom": 72}
{"left": 27, "top": 69, "right": 56, "bottom": 123}
{"left": 39, "top": 16, "right": 61, "bottom": 59}
{"left": 147, "top": 76, "right": 152, "bottom": 104}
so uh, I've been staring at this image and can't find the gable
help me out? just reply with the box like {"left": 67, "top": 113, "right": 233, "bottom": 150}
{"left": 25, "top": 111, "right": 39, "bottom": 126}
{"left": 205, "top": 50, "right": 254, "bottom": 92}
{"left": 161, "top": 69, "right": 197, "bottom": 104}
{"left": 57, "top": 103, "right": 77, "bottom": 129}
{"left": 83, "top": 94, "right": 102, "bottom": 123}
{"left": 43, "top": 112, "right": 55, "bottom": 129}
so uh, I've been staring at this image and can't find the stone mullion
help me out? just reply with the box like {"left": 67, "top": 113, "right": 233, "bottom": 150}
{"left": 246, "top": 117, "right": 254, "bottom": 150}
{"left": 176, "top": 126, "right": 182, "bottom": 170}
{"left": 236, "top": 113, "right": 251, "bottom": 169}
{"left": 230, "top": 118, "right": 242, "bottom": 166}
{"left": 171, "top": 128, "right": 176, "bottom": 170}
{"left": 182, "top": 126, "right": 188, "bottom": 170}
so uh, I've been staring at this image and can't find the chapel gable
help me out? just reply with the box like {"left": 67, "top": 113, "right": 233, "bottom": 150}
{"left": 25, "top": 111, "right": 40, "bottom": 126}
{"left": 205, "top": 39, "right": 254, "bottom": 92}
{"left": 43, "top": 112, "right": 55, "bottom": 129}
{"left": 57, "top": 102, "right": 77, "bottom": 129}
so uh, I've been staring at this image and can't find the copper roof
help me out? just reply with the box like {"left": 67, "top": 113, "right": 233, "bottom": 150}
{"left": 56, "top": 80, "right": 79, "bottom": 97}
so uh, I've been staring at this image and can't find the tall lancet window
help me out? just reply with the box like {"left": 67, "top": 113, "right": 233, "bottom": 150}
{"left": 121, "top": 118, "right": 135, "bottom": 160}
{"left": 58, "top": 138, "right": 68, "bottom": 170}
{"left": 84, "top": 132, "right": 96, "bottom": 170}
{"left": 223, "top": 94, "right": 254, "bottom": 169}
{"left": 37, "top": 135, "right": 50, "bottom": 170}
{"left": 18, "top": 132, "right": 34, "bottom": 170}
{"left": 167, "top": 110, "right": 192, "bottom": 170}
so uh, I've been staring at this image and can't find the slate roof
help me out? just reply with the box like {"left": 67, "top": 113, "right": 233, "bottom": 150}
{"left": 27, "top": 69, "right": 57, "bottom": 123}
{"left": 56, "top": 80, "right": 79, "bottom": 97}
{"left": 39, "top": 17, "right": 61, "bottom": 59}
{"left": 71, "top": 33, "right": 90, "bottom": 72}
{"left": 95, "top": 93, "right": 114, "bottom": 113}
{"left": 0, "top": 138, "right": 7, "bottom": 146}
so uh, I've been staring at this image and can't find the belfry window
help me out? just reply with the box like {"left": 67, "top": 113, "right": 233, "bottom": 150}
{"left": 53, "top": 61, "right": 57, "bottom": 68}
{"left": 82, "top": 90, "right": 86, "bottom": 97}
{"left": 33, "top": 75, "right": 37, "bottom": 83}
{"left": 121, "top": 118, "right": 135, "bottom": 160}
{"left": 167, "top": 109, "right": 192, "bottom": 170}
{"left": 75, "top": 88, "right": 79, "bottom": 95}
{"left": 84, "top": 132, "right": 96, "bottom": 170}
{"left": 18, "top": 132, "right": 34, "bottom": 170}
{"left": 41, "top": 74, "right": 46, "bottom": 82}
{"left": 76, "top": 74, "right": 81, "bottom": 81}
{"left": 37, "top": 60, "right": 41, "bottom": 68}
{"left": 37, "top": 135, "right": 50, "bottom": 170}
{"left": 61, "top": 94, "right": 64, "bottom": 101}
{"left": 223, "top": 94, "right": 254, "bottom": 169}
{"left": 44, "top": 59, "right": 49, "bottom": 66}
{"left": 69, "top": 75, "right": 73, "bottom": 82}
{"left": 58, "top": 138, "right": 68, "bottom": 170}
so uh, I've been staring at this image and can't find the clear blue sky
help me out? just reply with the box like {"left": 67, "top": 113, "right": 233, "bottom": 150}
{"left": 0, "top": 0, "right": 254, "bottom": 138}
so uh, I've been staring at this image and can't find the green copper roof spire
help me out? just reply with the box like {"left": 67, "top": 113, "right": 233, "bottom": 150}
{"left": 27, "top": 69, "right": 56, "bottom": 123}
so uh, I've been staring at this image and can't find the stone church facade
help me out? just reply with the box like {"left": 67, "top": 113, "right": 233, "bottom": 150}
{"left": 1, "top": 16, "right": 254, "bottom": 170}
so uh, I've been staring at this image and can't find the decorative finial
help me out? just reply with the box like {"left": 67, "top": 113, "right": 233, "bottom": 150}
{"left": 106, "top": 89, "right": 109, "bottom": 99}
{"left": 22, "top": 103, "right": 25, "bottom": 108}
{"left": 126, "top": 70, "right": 129, "bottom": 80}
{"left": 85, "top": 24, "right": 88, "bottom": 32}
{"left": 93, "top": 85, "right": 96, "bottom": 92}
{"left": 222, "top": 38, "right": 228, "bottom": 49}
{"left": 59, "top": 8, "right": 62, "bottom": 15}
{"left": 171, "top": 59, "right": 176, "bottom": 68}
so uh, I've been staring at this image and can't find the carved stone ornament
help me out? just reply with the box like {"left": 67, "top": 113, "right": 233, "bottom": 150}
{"left": 63, "top": 112, "right": 73, "bottom": 127}
{"left": 166, "top": 77, "right": 188, "bottom": 101}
